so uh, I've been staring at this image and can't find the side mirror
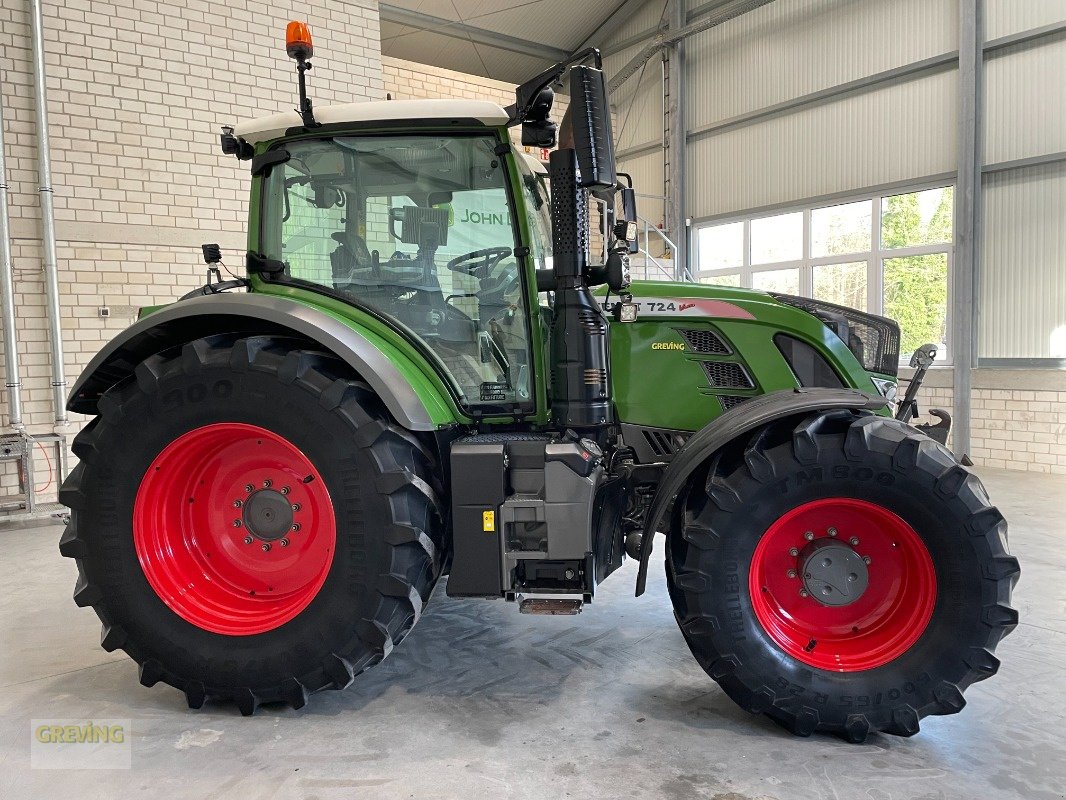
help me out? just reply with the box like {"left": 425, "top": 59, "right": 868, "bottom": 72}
{"left": 521, "top": 87, "right": 557, "bottom": 148}
{"left": 619, "top": 186, "right": 638, "bottom": 254}
{"left": 569, "top": 65, "right": 616, "bottom": 190}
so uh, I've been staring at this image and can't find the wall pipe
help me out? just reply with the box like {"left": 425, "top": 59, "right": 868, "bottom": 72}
{"left": 0, "top": 86, "right": 24, "bottom": 429}
{"left": 29, "top": 0, "right": 67, "bottom": 424}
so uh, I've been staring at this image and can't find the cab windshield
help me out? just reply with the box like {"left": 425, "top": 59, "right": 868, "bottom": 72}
{"left": 262, "top": 134, "right": 534, "bottom": 410}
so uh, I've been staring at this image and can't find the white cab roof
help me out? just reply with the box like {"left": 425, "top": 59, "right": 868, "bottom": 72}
{"left": 233, "top": 99, "right": 511, "bottom": 144}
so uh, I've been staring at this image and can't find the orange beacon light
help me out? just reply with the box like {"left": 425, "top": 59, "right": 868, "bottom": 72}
{"left": 286, "top": 21, "right": 313, "bottom": 61}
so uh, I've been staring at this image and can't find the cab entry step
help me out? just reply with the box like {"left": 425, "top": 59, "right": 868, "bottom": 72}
{"left": 519, "top": 597, "right": 583, "bottom": 615}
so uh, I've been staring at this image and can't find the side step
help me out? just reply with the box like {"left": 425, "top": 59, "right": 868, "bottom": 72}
{"left": 519, "top": 597, "right": 583, "bottom": 615}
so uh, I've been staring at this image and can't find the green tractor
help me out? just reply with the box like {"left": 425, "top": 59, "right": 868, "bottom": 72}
{"left": 59, "top": 25, "right": 1018, "bottom": 741}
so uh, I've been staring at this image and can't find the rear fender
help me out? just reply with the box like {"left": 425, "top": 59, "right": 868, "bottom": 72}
{"left": 634, "top": 388, "right": 888, "bottom": 595}
{"left": 67, "top": 294, "right": 453, "bottom": 431}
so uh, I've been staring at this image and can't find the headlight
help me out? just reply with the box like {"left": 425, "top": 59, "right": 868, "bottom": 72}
{"left": 871, "top": 376, "right": 897, "bottom": 403}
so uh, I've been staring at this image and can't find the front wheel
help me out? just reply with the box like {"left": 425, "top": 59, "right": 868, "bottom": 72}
{"left": 666, "top": 410, "right": 1019, "bottom": 742}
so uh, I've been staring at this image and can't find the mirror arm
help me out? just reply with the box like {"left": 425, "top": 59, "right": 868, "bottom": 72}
{"left": 506, "top": 47, "right": 602, "bottom": 125}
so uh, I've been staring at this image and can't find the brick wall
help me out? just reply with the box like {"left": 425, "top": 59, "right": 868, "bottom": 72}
{"left": 383, "top": 56, "right": 516, "bottom": 108}
{"left": 382, "top": 54, "right": 571, "bottom": 149}
{"left": 972, "top": 387, "right": 1066, "bottom": 474}
{"left": 901, "top": 369, "right": 1066, "bottom": 475}
{"left": 0, "top": 0, "right": 382, "bottom": 503}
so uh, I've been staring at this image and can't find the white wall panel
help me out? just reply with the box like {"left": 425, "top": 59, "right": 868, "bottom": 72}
{"left": 687, "top": 69, "right": 957, "bottom": 219}
{"left": 986, "top": 0, "right": 1066, "bottom": 40}
{"left": 981, "top": 162, "right": 1066, "bottom": 359}
{"left": 611, "top": 59, "right": 664, "bottom": 151}
{"left": 985, "top": 39, "right": 1066, "bottom": 165}
{"left": 686, "top": 0, "right": 956, "bottom": 129}
{"left": 603, "top": 1, "right": 667, "bottom": 164}
{"left": 619, "top": 150, "right": 666, "bottom": 227}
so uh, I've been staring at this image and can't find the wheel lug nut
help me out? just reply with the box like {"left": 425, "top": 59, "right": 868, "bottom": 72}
{"left": 787, "top": 569, "right": 797, "bottom": 579}
{"left": 804, "top": 531, "right": 814, "bottom": 541}
{"left": 799, "top": 589, "right": 809, "bottom": 598}
{"left": 828, "top": 527, "right": 837, "bottom": 537}
{"left": 291, "top": 503, "right": 300, "bottom": 511}
{"left": 233, "top": 519, "right": 242, "bottom": 527}
{"left": 291, "top": 523, "right": 301, "bottom": 532}
{"left": 863, "top": 556, "right": 872, "bottom": 565}
{"left": 788, "top": 547, "right": 799, "bottom": 557}
{"left": 280, "top": 538, "right": 290, "bottom": 547}
{"left": 261, "top": 543, "right": 271, "bottom": 552}
{"left": 243, "top": 535, "right": 253, "bottom": 545}
{"left": 263, "top": 479, "right": 272, "bottom": 488}
{"left": 233, "top": 499, "right": 243, "bottom": 508}
{"left": 245, "top": 484, "right": 254, "bottom": 493}
{"left": 849, "top": 537, "right": 859, "bottom": 546}
{"left": 280, "top": 486, "right": 290, "bottom": 495}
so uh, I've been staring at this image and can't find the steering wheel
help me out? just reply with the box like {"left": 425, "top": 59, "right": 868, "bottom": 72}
{"left": 446, "top": 247, "right": 513, "bottom": 279}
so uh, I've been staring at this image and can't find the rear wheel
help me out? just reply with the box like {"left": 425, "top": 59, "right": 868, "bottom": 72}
{"left": 59, "top": 335, "right": 444, "bottom": 714}
{"left": 666, "top": 410, "right": 1019, "bottom": 741}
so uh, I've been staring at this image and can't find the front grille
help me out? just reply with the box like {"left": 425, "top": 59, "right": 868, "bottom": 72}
{"left": 679, "top": 328, "right": 731, "bottom": 355}
{"left": 700, "top": 361, "right": 754, "bottom": 389}
{"left": 770, "top": 293, "right": 900, "bottom": 377}
{"left": 717, "top": 395, "right": 750, "bottom": 411}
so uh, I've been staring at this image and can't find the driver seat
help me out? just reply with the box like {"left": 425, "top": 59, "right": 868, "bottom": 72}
{"left": 330, "top": 231, "right": 372, "bottom": 285}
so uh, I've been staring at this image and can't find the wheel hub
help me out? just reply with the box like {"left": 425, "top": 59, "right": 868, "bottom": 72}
{"left": 133, "top": 423, "right": 336, "bottom": 636}
{"left": 800, "top": 540, "right": 869, "bottom": 607}
{"left": 242, "top": 489, "right": 294, "bottom": 541}
{"left": 748, "top": 497, "right": 937, "bottom": 672}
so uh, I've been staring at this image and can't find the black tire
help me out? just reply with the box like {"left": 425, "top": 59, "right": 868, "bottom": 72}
{"left": 59, "top": 334, "right": 445, "bottom": 714}
{"left": 666, "top": 410, "right": 1019, "bottom": 742}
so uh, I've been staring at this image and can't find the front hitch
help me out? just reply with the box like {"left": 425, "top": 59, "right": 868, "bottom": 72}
{"left": 895, "top": 343, "right": 951, "bottom": 446}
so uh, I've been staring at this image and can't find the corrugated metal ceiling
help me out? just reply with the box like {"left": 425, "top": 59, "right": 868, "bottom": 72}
{"left": 380, "top": 0, "right": 632, "bottom": 83}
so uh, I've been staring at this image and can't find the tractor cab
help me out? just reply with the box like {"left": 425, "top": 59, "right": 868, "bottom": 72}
{"left": 226, "top": 42, "right": 631, "bottom": 423}
{"left": 236, "top": 113, "right": 541, "bottom": 411}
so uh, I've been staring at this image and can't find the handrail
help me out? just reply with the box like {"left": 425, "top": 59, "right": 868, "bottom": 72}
{"left": 592, "top": 195, "right": 693, "bottom": 282}
{"left": 637, "top": 216, "right": 695, "bottom": 281}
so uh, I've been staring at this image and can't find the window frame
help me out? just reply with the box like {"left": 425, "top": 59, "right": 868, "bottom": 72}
{"left": 692, "top": 184, "right": 956, "bottom": 365}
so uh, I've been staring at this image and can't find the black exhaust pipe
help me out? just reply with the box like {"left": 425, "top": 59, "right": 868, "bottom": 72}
{"left": 548, "top": 148, "right": 612, "bottom": 429}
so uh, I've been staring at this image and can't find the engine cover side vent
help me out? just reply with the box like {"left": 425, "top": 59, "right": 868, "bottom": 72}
{"left": 620, "top": 424, "right": 692, "bottom": 463}
{"left": 717, "top": 394, "right": 751, "bottom": 412}
{"left": 700, "top": 361, "right": 754, "bottom": 389}
{"left": 679, "top": 328, "right": 731, "bottom": 355}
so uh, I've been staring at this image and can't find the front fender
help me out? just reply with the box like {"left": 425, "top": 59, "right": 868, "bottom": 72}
{"left": 634, "top": 388, "right": 888, "bottom": 596}
{"left": 68, "top": 293, "right": 454, "bottom": 431}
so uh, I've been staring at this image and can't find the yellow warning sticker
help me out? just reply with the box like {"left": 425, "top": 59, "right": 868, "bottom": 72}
{"left": 482, "top": 510, "right": 495, "bottom": 531}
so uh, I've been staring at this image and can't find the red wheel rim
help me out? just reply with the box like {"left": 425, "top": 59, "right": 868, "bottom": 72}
{"left": 748, "top": 498, "right": 936, "bottom": 671}
{"left": 133, "top": 423, "right": 336, "bottom": 636}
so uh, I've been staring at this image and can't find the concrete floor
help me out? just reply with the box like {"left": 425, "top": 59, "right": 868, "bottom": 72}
{"left": 0, "top": 468, "right": 1063, "bottom": 800}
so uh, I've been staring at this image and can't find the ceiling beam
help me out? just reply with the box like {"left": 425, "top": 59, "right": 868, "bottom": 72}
{"left": 571, "top": 0, "right": 652, "bottom": 54}
{"left": 608, "top": 0, "right": 775, "bottom": 92}
{"left": 379, "top": 4, "right": 571, "bottom": 63}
